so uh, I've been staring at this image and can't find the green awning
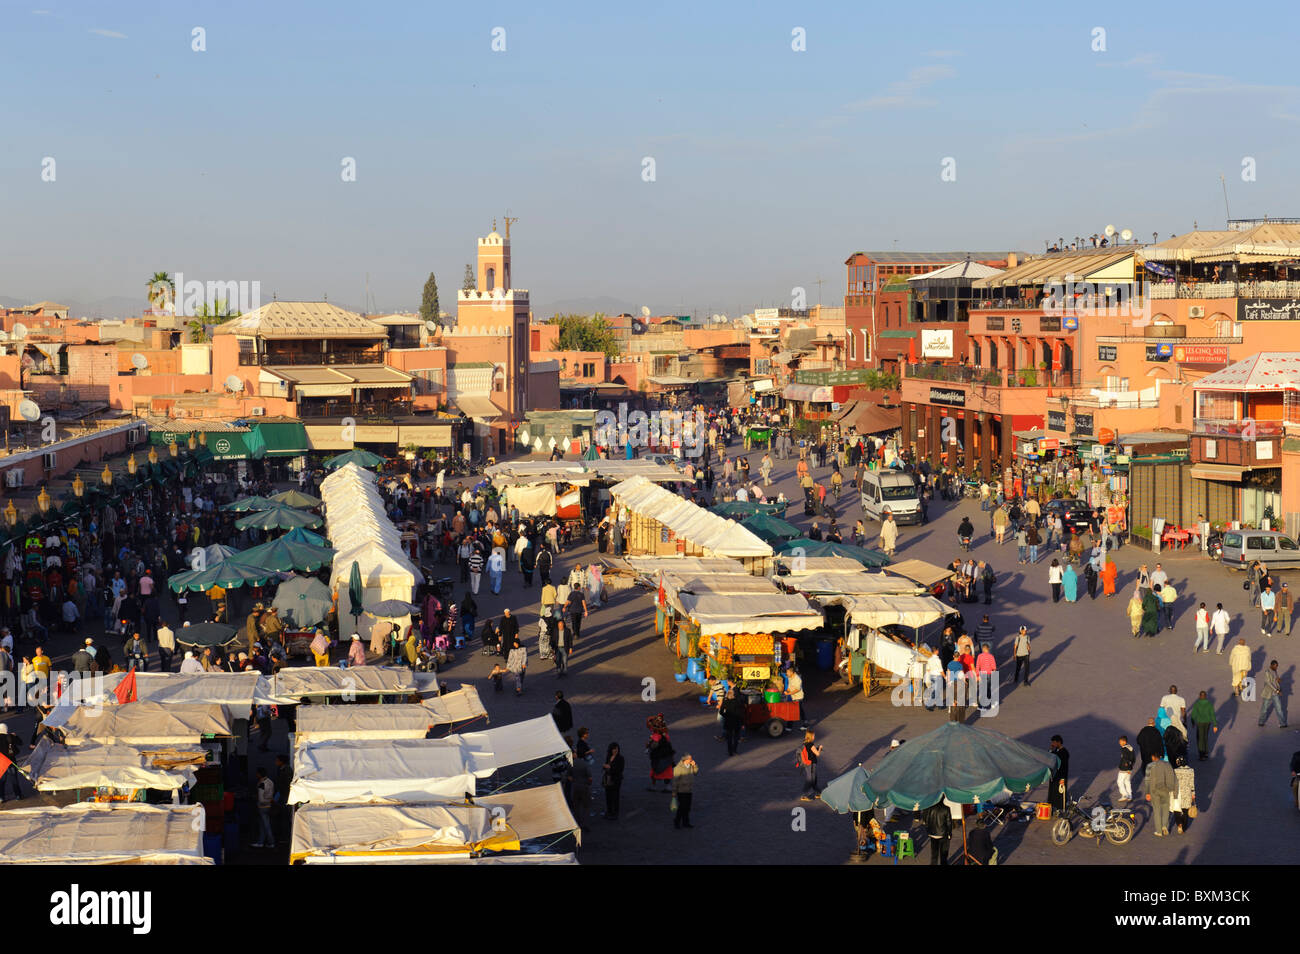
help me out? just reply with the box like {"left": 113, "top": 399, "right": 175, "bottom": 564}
{"left": 207, "top": 429, "right": 266, "bottom": 461}
{"left": 253, "top": 421, "right": 309, "bottom": 457}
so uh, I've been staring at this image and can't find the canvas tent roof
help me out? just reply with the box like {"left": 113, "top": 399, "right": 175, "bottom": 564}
{"left": 971, "top": 249, "right": 1136, "bottom": 288}
{"left": 289, "top": 717, "right": 568, "bottom": 805}
{"left": 791, "top": 571, "right": 924, "bottom": 598}
{"left": 61, "top": 703, "right": 232, "bottom": 745}
{"left": 212, "top": 301, "right": 387, "bottom": 339}
{"left": 1190, "top": 352, "right": 1300, "bottom": 392}
{"left": 775, "top": 555, "right": 874, "bottom": 576}
{"left": 0, "top": 804, "right": 210, "bottom": 865}
{"left": 620, "top": 556, "right": 749, "bottom": 579}
{"left": 883, "top": 559, "right": 955, "bottom": 588}
{"left": 293, "top": 692, "right": 487, "bottom": 743}
{"left": 675, "top": 592, "right": 824, "bottom": 636}
{"left": 257, "top": 665, "right": 435, "bottom": 704}
{"left": 610, "top": 476, "right": 772, "bottom": 559}
{"left": 487, "top": 459, "right": 689, "bottom": 487}
{"left": 25, "top": 739, "right": 208, "bottom": 792}
{"left": 843, "top": 594, "right": 953, "bottom": 628}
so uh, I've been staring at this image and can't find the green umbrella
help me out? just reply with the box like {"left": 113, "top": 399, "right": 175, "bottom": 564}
{"left": 820, "top": 723, "right": 1059, "bottom": 814}
{"left": 582, "top": 443, "right": 599, "bottom": 461}
{"left": 775, "top": 539, "right": 891, "bottom": 568}
{"left": 221, "top": 495, "right": 278, "bottom": 512}
{"left": 348, "top": 560, "right": 364, "bottom": 622}
{"left": 169, "top": 561, "right": 280, "bottom": 593}
{"left": 710, "top": 500, "right": 788, "bottom": 518}
{"left": 324, "top": 449, "right": 386, "bottom": 471}
{"left": 738, "top": 513, "right": 804, "bottom": 545}
{"left": 271, "top": 575, "right": 333, "bottom": 629}
{"left": 232, "top": 537, "right": 335, "bottom": 573}
{"left": 174, "top": 622, "right": 240, "bottom": 649}
{"left": 234, "top": 504, "right": 324, "bottom": 532}
{"left": 283, "top": 526, "right": 331, "bottom": 547}
{"left": 270, "top": 489, "right": 323, "bottom": 508}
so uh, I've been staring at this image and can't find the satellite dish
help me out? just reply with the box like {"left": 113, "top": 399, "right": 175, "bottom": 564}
{"left": 425, "top": 320, "right": 439, "bottom": 332}
{"left": 1120, "top": 229, "right": 1133, "bottom": 243}
{"left": 131, "top": 353, "right": 148, "bottom": 370}
{"left": 12, "top": 323, "right": 28, "bottom": 340}
{"left": 224, "top": 374, "right": 244, "bottom": 392}
{"left": 1104, "top": 225, "right": 1116, "bottom": 238}
{"left": 640, "top": 306, "right": 651, "bottom": 317}
{"left": 18, "top": 399, "right": 41, "bottom": 422}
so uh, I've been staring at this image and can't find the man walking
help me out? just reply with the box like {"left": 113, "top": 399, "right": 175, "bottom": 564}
{"left": 1260, "top": 584, "right": 1277, "bottom": 636}
{"left": 878, "top": 513, "right": 898, "bottom": 557}
{"left": 1012, "top": 626, "right": 1031, "bottom": 686}
{"left": 1188, "top": 690, "right": 1218, "bottom": 761}
{"left": 1259, "top": 659, "right": 1288, "bottom": 728}
{"left": 1136, "top": 717, "right": 1164, "bottom": 766}
{"left": 720, "top": 689, "right": 744, "bottom": 756}
{"left": 672, "top": 754, "right": 698, "bottom": 829}
{"left": 1229, "top": 638, "right": 1252, "bottom": 697}
{"left": 1210, "top": 603, "right": 1231, "bottom": 654}
{"left": 252, "top": 767, "right": 276, "bottom": 849}
{"left": 1049, "top": 735, "right": 1069, "bottom": 815}
{"left": 1279, "top": 582, "right": 1294, "bottom": 636}
{"left": 1116, "top": 735, "right": 1136, "bottom": 803}
{"left": 553, "top": 618, "right": 570, "bottom": 677}
{"left": 1142, "top": 753, "right": 1177, "bottom": 837}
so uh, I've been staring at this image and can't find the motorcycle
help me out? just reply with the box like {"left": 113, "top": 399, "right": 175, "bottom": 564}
{"left": 1050, "top": 795, "right": 1136, "bottom": 847}
{"left": 1206, "top": 530, "right": 1224, "bottom": 561}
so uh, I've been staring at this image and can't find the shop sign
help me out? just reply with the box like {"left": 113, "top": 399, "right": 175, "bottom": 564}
{"left": 1039, "top": 316, "right": 1062, "bottom": 332}
{"left": 1145, "top": 344, "right": 1172, "bottom": 361}
{"left": 986, "top": 316, "right": 1005, "bottom": 331}
{"left": 920, "top": 328, "right": 954, "bottom": 359}
{"left": 1238, "top": 299, "right": 1300, "bottom": 321}
{"left": 1074, "top": 412, "right": 1094, "bottom": 436}
{"left": 740, "top": 666, "right": 770, "bottom": 681}
{"left": 1173, "top": 344, "right": 1229, "bottom": 365}
{"left": 1098, "top": 345, "right": 1117, "bottom": 362}
{"left": 929, "top": 387, "right": 966, "bottom": 408}
{"left": 1047, "top": 410, "right": 1066, "bottom": 432}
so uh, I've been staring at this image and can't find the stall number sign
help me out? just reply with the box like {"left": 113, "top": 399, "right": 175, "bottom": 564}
{"left": 740, "top": 666, "right": 770, "bottom": 681}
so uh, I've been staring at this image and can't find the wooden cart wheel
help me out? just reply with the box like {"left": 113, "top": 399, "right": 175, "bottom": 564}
{"left": 765, "top": 717, "right": 785, "bottom": 738}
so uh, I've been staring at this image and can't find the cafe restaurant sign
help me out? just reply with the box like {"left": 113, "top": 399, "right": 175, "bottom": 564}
{"left": 1238, "top": 299, "right": 1300, "bottom": 321}
{"left": 929, "top": 386, "right": 966, "bottom": 408}
{"left": 1047, "top": 409, "right": 1066, "bottom": 432}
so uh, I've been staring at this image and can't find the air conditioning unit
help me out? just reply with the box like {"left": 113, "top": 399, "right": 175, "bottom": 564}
{"left": 250, "top": 406, "right": 266, "bottom": 416}
{"left": 1188, "top": 306, "right": 1205, "bottom": 318}
{"left": 42, "top": 452, "right": 56, "bottom": 471}
{"left": 4, "top": 470, "right": 23, "bottom": 488}
{"left": 126, "top": 429, "right": 140, "bottom": 445}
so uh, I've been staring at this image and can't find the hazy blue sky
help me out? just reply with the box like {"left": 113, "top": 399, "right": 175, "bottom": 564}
{"left": 4, "top": 1, "right": 1299, "bottom": 317}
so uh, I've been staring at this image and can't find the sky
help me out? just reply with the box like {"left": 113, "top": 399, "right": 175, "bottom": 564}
{"left": 3, "top": 0, "right": 1299, "bottom": 318}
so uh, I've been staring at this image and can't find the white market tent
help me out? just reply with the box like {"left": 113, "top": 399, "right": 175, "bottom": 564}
{"left": 40, "top": 672, "right": 263, "bottom": 731}
{"left": 610, "top": 476, "right": 772, "bottom": 569}
{"left": 321, "top": 463, "right": 423, "bottom": 613}
{"left": 293, "top": 694, "right": 489, "bottom": 745}
{"left": 487, "top": 459, "right": 689, "bottom": 486}
{"left": 289, "top": 783, "right": 579, "bottom": 863}
{"left": 676, "top": 591, "right": 825, "bottom": 636}
{"left": 255, "top": 665, "right": 441, "bottom": 704}
{"left": 0, "top": 804, "right": 211, "bottom": 865}
{"left": 842, "top": 594, "right": 952, "bottom": 629}
{"left": 25, "top": 739, "right": 208, "bottom": 793}
{"left": 792, "top": 572, "right": 924, "bottom": 599}
{"left": 289, "top": 716, "right": 568, "bottom": 805}
{"left": 60, "top": 703, "right": 233, "bottom": 745}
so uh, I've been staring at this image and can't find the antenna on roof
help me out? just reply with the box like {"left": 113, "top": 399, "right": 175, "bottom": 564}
{"left": 1219, "top": 174, "right": 1231, "bottom": 226}
{"left": 131, "top": 352, "right": 148, "bottom": 370}
{"left": 224, "top": 374, "right": 245, "bottom": 393}
{"left": 18, "top": 399, "right": 41, "bottom": 422}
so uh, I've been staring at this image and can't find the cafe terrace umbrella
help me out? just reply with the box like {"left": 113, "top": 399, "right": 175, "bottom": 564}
{"left": 271, "top": 576, "right": 333, "bottom": 630}
{"left": 822, "top": 723, "right": 1057, "bottom": 813}
{"left": 174, "top": 621, "right": 241, "bottom": 650}
{"left": 201, "top": 543, "right": 241, "bottom": 565}
{"left": 365, "top": 598, "right": 418, "bottom": 618}
{"left": 738, "top": 513, "right": 804, "bottom": 546}
{"left": 324, "top": 449, "right": 385, "bottom": 471}
{"left": 169, "top": 561, "right": 280, "bottom": 593}
{"left": 775, "top": 538, "right": 892, "bottom": 568}
{"left": 221, "top": 495, "right": 278, "bottom": 513}
{"left": 270, "top": 489, "right": 323, "bottom": 508}
{"left": 283, "top": 526, "right": 331, "bottom": 547}
{"left": 234, "top": 504, "right": 324, "bottom": 532}
{"left": 233, "top": 538, "right": 335, "bottom": 574}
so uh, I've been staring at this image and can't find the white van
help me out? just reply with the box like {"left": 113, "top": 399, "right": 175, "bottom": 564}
{"left": 861, "top": 470, "right": 922, "bottom": 524}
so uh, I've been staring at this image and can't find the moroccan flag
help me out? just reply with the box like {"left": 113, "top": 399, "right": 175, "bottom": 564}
{"left": 114, "top": 669, "right": 138, "bottom": 704}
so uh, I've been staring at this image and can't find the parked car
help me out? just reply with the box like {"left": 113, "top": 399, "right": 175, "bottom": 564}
{"left": 1218, "top": 529, "right": 1300, "bottom": 570}
{"left": 644, "top": 453, "right": 681, "bottom": 470}
{"left": 1042, "top": 498, "right": 1094, "bottom": 534}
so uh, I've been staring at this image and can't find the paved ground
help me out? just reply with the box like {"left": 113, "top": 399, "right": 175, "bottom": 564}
{"left": 6, "top": 450, "right": 1296, "bottom": 865}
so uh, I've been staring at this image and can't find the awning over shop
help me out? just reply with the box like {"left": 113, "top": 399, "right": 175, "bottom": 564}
{"left": 837, "top": 400, "right": 902, "bottom": 435}
{"left": 751, "top": 378, "right": 775, "bottom": 392}
{"left": 1188, "top": 463, "right": 1246, "bottom": 482}
{"left": 206, "top": 429, "right": 266, "bottom": 461}
{"left": 454, "top": 395, "right": 502, "bottom": 420}
{"left": 782, "top": 383, "right": 834, "bottom": 403}
{"left": 252, "top": 420, "right": 309, "bottom": 457}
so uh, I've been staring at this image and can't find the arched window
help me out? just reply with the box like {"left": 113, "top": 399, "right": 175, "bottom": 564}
{"left": 485, "top": 267, "right": 495, "bottom": 293}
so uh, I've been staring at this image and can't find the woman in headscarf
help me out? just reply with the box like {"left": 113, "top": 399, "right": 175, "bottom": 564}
{"left": 602, "top": 741, "right": 625, "bottom": 819}
{"left": 1162, "top": 706, "right": 1189, "bottom": 766}
{"left": 1127, "top": 592, "right": 1144, "bottom": 637}
{"left": 1140, "top": 588, "right": 1161, "bottom": 637}
{"left": 645, "top": 713, "right": 675, "bottom": 793}
{"left": 1101, "top": 557, "right": 1119, "bottom": 597}
{"left": 1062, "top": 563, "right": 1078, "bottom": 602}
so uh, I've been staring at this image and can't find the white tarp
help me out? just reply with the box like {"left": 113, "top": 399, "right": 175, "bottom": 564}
{"left": 610, "top": 476, "right": 772, "bottom": 559}
{"left": 791, "top": 572, "right": 923, "bottom": 597}
{"left": 883, "top": 559, "right": 954, "bottom": 589}
{"left": 620, "top": 556, "right": 749, "bottom": 581}
{"left": 291, "top": 802, "right": 498, "bottom": 861}
{"left": 255, "top": 665, "right": 423, "bottom": 703}
{"left": 459, "top": 716, "right": 569, "bottom": 771}
{"left": 862, "top": 629, "right": 930, "bottom": 677}
{"left": 476, "top": 782, "right": 581, "bottom": 844}
{"left": 61, "top": 703, "right": 233, "bottom": 745}
{"left": 507, "top": 483, "right": 558, "bottom": 516}
{"left": 25, "top": 739, "right": 207, "bottom": 793}
{"left": 487, "top": 459, "right": 687, "bottom": 485}
{"left": 294, "top": 692, "right": 488, "bottom": 744}
{"left": 775, "top": 556, "right": 870, "bottom": 576}
{"left": 676, "top": 592, "right": 824, "bottom": 636}
{"left": 40, "top": 672, "right": 261, "bottom": 730}
{"left": 845, "top": 594, "right": 952, "bottom": 629}
{"left": 0, "top": 803, "right": 210, "bottom": 865}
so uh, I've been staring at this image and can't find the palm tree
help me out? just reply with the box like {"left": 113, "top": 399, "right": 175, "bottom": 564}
{"left": 147, "top": 271, "right": 174, "bottom": 313}
{"left": 187, "top": 298, "right": 240, "bottom": 343}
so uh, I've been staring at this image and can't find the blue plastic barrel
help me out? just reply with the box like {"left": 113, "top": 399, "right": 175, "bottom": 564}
{"left": 815, "top": 641, "right": 834, "bottom": 671}
{"left": 686, "top": 657, "right": 705, "bottom": 683}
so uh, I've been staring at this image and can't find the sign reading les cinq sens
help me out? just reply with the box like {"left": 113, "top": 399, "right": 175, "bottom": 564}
{"left": 929, "top": 387, "right": 965, "bottom": 408}
{"left": 1238, "top": 299, "right": 1300, "bottom": 321}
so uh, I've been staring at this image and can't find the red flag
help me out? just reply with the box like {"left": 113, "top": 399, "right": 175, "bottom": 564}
{"left": 0, "top": 751, "right": 12, "bottom": 776}
{"left": 114, "top": 669, "right": 138, "bottom": 704}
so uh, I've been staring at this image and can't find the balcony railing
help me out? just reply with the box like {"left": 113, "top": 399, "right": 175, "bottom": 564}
{"left": 239, "top": 349, "right": 384, "bottom": 367}
{"left": 1193, "top": 418, "right": 1286, "bottom": 438}
{"left": 904, "top": 364, "right": 1081, "bottom": 388}
{"left": 1147, "top": 280, "right": 1300, "bottom": 300}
